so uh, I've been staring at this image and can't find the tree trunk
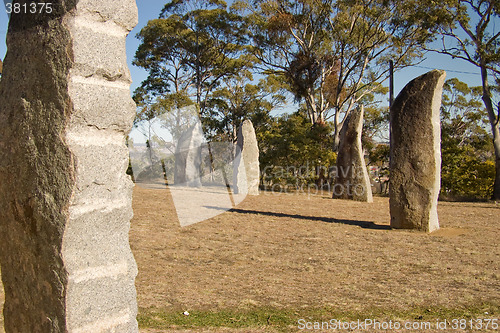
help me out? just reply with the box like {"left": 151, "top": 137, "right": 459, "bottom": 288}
{"left": 332, "top": 126, "right": 341, "bottom": 152}
{"left": 305, "top": 92, "right": 318, "bottom": 124}
{"left": 492, "top": 125, "right": 500, "bottom": 200}
{"left": 332, "top": 107, "right": 341, "bottom": 151}
{"left": 479, "top": 63, "right": 500, "bottom": 200}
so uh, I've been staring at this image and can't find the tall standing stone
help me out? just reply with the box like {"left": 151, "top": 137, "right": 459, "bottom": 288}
{"left": 389, "top": 70, "right": 446, "bottom": 232}
{"left": 174, "top": 122, "right": 203, "bottom": 187}
{"left": 332, "top": 105, "right": 373, "bottom": 202}
{"left": 0, "top": 1, "right": 139, "bottom": 331}
{"left": 233, "top": 120, "right": 260, "bottom": 195}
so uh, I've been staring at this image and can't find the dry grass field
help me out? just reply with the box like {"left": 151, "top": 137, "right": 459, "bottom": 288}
{"left": 131, "top": 186, "right": 500, "bottom": 332}
{"left": 0, "top": 185, "right": 499, "bottom": 332}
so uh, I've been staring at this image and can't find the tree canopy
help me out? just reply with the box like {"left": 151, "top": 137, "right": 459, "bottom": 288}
{"left": 133, "top": 0, "right": 252, "bottom": 119}
{"left": 131, "top": 0, "right": 499, "bottom": 200}
{"left": 419, "top": 0, "right": 500, "bottom": 199}
{"left": 235, "top": 0, "right": 433, "bottom": 148}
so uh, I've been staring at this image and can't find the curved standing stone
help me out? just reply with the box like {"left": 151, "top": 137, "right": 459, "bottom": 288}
{"left": 0, "top": 1, "right": 139, "bottom": 331}
{"left": 389, "top": 70, "right": 446, "bottom": 232}
{"left": 332, "top": 105, "right": 373, "bottom": 202}
{"left": 233, "top": 120, "right": 260, "bottom": 195}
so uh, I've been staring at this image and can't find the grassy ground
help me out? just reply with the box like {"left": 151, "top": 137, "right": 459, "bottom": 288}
{"left": 0, "top": 185, "right": 499, "bottom": 332}
{"left": 138, "top": 303, "right": 500, "bottom": 332}
{"left": 0, "top": 269, "right": 2, "bottom": 333}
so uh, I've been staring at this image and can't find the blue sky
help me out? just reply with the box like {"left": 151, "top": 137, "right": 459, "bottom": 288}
{"left": 0, "top": 1, "right": 483, "bottom": 107}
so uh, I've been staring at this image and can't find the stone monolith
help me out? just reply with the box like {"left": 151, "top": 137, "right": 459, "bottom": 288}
{"left": 332, "top": 105, "right": 373, "bottom": 202}
{"left": 175, "top": 122, "right": 204, "bottom": 187}
{"left": 0, "top": 1, "right": 139, "bottom": 331}
{"left": 233, "top": 120, "right": 260, "bottom": 195}
{"left": 389, "top": 70, "right": 446, "bottom": 232}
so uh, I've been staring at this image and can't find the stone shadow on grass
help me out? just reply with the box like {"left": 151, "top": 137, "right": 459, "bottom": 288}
{"left": 205, "top": 206, "right": 391, "bottom": 230}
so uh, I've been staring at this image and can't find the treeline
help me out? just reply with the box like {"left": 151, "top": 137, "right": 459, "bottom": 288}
{"left": 132, "top": 0, "right": 500, "bottom": 200}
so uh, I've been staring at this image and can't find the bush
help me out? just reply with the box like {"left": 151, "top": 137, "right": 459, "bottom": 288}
{"left": 258, "top": 112, "right": 336, "bottom": 189}
{"left": 441, "top": 146, "right": 495, "bottom": 200}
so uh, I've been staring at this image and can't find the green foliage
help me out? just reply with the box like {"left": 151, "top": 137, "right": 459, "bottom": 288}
{"left": 362, "top": 106, "right": 389, "bottom": 152}
{"left": 361, "top": 105, "right": 390, "bottom": 194}
{"left": 417, "top": 0, "right": 500, "bottom": 199}
{"left": 440, "top": 79, "right": 495, "bottom": 200}
{"left": 138, "top": 303, "right": 500, "bottom": 332}
{"left": 205, "top": 74, "right": 285, "bottom": 143}
{"left": 258, "top": 112, "right": 336, "bottom": 189}
{"left": 441, "top": 147, "right": 495, "bottom": 200}
{"left": 129, "top": 0, "right": 499, "bottom": 201}
{"left": 131, "top": 0, "right": 288, "bottom": 147}
{"left": 441, "top": 78, "right": 492, "bottom": 153}
{"left": 235, "top": 0, "right": 431, "bottom": 130}
{"left": 134, "top": 0, "right": 250, "bottom": 103}
{"left": 133, "top": 88, "right": 194, "bottom": 126}
{"left": 133, "top": 0, "right": 254, "bottom": 136}
{"left": 367, "top": 143, "right": 390, "bottom": 194}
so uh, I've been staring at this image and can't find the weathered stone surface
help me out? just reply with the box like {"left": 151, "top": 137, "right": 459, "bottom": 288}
{"left": 233, "top": 120, "right": 260, "bottom": 195}
{"left": 68, "top": 79, "right": 136, "bottom": 130}
{"left": 0, "top": 1, "right": 139, "bottom": 331}
{"left": 76, "top": 0, "right": 138, "bottom": 31}
{"left": 332, "top": 105, "right": 373, "bottom": 202}
{"left": 174, "top": 122, "right": 204, "bottom": 187}
{"left": 69, "top": 16, "right": 132, "bottom": 81}
{"left": 389, "top": 70, "right": 446, "bottom": 232}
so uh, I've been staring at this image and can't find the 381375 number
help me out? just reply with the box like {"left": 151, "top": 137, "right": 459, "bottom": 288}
{"left": 5, "top": 2, "right": 53, "bottom": 14}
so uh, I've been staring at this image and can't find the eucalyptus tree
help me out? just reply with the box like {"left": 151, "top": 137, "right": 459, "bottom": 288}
{"left": 133, "top": 0, "right": 252, "bottom": 124}
{"left": 440, "top": 78, "right": 495, "bottom": 199}
{"left": 418, "top": 0, "right": 500, "bottom": 199}
{"left": 206, "top": 72, "right": 286, "bottom": 143}
{"left": 235, "top": 0, "right": 432, "bottom": 148}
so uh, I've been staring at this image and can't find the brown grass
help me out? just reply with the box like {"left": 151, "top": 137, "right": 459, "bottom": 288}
{"left": 1, "top": 185, "right": 499, "bottom": 332}
{"left": 132, "top": 185, "right": 500, "bottom": 332}
{"left": 132, "top": 186, "right": 500, "bottom": 310}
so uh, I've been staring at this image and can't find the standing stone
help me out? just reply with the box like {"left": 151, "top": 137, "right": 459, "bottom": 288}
{"left": 174, "top": 122, "right": 203, "bottom": 187}
{"left": 389, "top": 70, "right": 446, "bottom": 232}
{"left": 0, "top": 1, "right": 139, "bottom": 332}
{"left": 233, "top": 120, "right": 260, "bottom": 195}
{"left": 332, "top": 105, "right": 373, "bottom": 202}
